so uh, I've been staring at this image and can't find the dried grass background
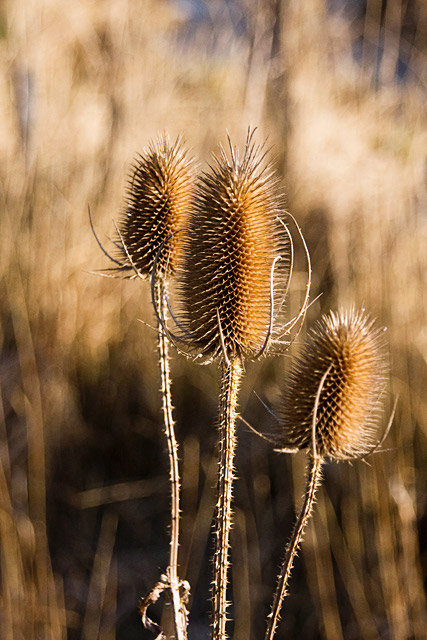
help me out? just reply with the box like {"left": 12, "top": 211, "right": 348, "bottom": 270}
{"left": 0, "top": 0, "right": 426, "bottom": 638}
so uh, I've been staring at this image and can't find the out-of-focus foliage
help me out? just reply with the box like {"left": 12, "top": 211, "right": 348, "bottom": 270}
{"left": 0, "top": 1, "right": 425, "bottom": 638}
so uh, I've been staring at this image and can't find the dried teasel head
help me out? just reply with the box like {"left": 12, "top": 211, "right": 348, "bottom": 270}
{"left": 116, "top": 133, "right": 194, "bottom": 279}
{"left": 279, "top": 308, "right": 389, "bottom": 460}
{"left": 165, "top": 129, "right": 303, "bottom": 365}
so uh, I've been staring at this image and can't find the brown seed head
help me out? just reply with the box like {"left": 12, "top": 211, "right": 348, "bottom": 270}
{"left": 177, "top": 130, "right": 291, "bottom": 363}
{"left": 118, "top": 133, "right": 194, "bottom": 278}
{"left": 280, "top": 309, "right": 388, "bottom": 460}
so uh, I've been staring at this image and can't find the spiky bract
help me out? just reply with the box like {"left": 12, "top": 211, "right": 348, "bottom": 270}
{"left": 118, "top": 133, "right": 194, "bottom": 277}
{"left": 177, "top": 131, "right": 291, "bottom": 363}
{"left": 280, "top": 309, "right": 388, "bottom": 460}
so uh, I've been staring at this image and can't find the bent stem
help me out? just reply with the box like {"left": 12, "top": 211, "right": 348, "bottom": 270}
{"left": 212, "top": 358, "right": 243, "bottom": 640}
{"left": 155, "top": 280, "right": 188, "bottom": 640}
{"left": 264, "top": 455, "right": 324, "bottom": 640}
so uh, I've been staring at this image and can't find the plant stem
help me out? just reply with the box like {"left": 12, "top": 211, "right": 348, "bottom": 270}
{"left": 155, "top": 281, "right": 188, "bottom": 640}
{"left": 264, "top": 455, "right": 324, "bottom": 640}
{"left": 212, "top": 358, "right": 243, "bottom": 640}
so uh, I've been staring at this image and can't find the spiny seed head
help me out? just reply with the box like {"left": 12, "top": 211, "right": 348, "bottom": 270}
{"left": 279, "top": 308, "right": 388, "bottom": 460}
{"left": 177, "top": 130, "right": 291, "bottom": 363}
{"left": 118, "top": 133, "right": 194, "bottom": 277}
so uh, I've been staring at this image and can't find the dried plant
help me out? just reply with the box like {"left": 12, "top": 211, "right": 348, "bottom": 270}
{"left": 178, "top": 136, "right": 292, "bottom": 364}
{"left": 95, "top": 133, "right": 194, "bottom": 640}
{"left": 157, "top": 129, "right": 308, "bottom": 640}
{"left": 118, "top": 134, "right": 194, "bottom": 278}
{"left": 3, "top": 1, "right": 426, "bottom": 638}
{"left": 265, "top": 308, "right": 390, "bottom": 640}
{"left": 279, "top": 308, "right": 389, "bottom": 459}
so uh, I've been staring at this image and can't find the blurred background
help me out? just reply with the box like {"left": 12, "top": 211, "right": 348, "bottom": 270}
{"left": 0, "top": 0, "right": 426, "bottom": 638}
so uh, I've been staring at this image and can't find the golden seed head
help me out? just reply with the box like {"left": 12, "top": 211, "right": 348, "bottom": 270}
{"left": 279, "top": 308, "right": 388, "bottom": 460}
{"left": 177, "top": 130, "right": 291, "bottom": 363}
{"left": 118, "top": 133, "right": 194, "bottom": 277}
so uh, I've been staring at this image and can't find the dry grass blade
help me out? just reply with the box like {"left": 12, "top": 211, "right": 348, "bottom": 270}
{"left": 81, "top": 511, "right": 118, "bottom": 640}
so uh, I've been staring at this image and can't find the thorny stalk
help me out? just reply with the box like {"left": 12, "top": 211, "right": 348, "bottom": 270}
{"left": 264, "top": 455, "right": 323, "bottom": 640}
{"left": 141, "top": 280, "right": 189, "bottom": 640}
{"left": 212, "top": 358, "right": 243, "bottom": 640}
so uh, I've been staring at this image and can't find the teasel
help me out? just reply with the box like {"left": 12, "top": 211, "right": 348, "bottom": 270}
{"left": 155, "top": 128, "right": 310, "bottom": 640}
{"left": 92, "top": 133, "right": 194, "bottom": 640}
{"left": 264, "top": 308, "right": 391, "bottom": 640}
{"left": 118, "top": 134, "right": 193, "bottom": 278}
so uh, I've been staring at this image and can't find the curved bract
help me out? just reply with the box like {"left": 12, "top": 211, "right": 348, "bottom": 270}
{"left": 280, "top": 308, "right": 388, "bottom": 460}
{"left": 172, "top": 130, "right": 294, "bottom": 364}
{"left": 118, "top": 133, "right": 194, "bottom": 278}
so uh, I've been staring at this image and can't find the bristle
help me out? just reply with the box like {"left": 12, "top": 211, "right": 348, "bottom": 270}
{"left": 118, "top": 133, "right": 194, "bottom": 277}
{"left": 178, "top": 130, "right": 291, "bottom": 362}
{"left": 280, "top": 309, "right": 388, "bottom": 460}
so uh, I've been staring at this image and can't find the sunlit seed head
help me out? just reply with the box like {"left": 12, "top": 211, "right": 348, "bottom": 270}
{"left": 279, "top": 308, "right": 388, "bottom": 460}
{"left": 177, "top": 130, "right": 291, "bottom": 363}
{"left": 118, "top": 133, "right": 194, "bottom": 278}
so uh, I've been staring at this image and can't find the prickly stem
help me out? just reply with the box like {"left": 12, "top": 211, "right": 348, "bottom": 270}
{"left": 155, "top": 280, "right": 188, "bottom": 640}
{"left": 212, "top": 358, "right": 243, "bottom": 640}
{"left": 264, "top": 456, "right": 324, "bottom": 640}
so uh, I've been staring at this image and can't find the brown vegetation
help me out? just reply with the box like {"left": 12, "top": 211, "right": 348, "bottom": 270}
{"left": 0, "top": 1, "right": 426, "bottom": 638}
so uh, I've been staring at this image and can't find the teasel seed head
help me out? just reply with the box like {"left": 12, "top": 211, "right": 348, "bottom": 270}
{"left": 279, "top": 308, "right": 388, "bottom": 460}
{"left": 118, "top": 133, "right": 194, "bottom": 278}
{"left": 175, "top": 129, "right": 292, "bottom": 364}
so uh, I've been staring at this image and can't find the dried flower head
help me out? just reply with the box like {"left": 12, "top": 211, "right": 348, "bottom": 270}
{"left": 117, "top": 133, "right": 194, "bottom": 278}
{"left": 166, "top": 129, "right": 299, "bottom": 365}
{"left": 279, "top": 308, "right": 388, "bottom": 460}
